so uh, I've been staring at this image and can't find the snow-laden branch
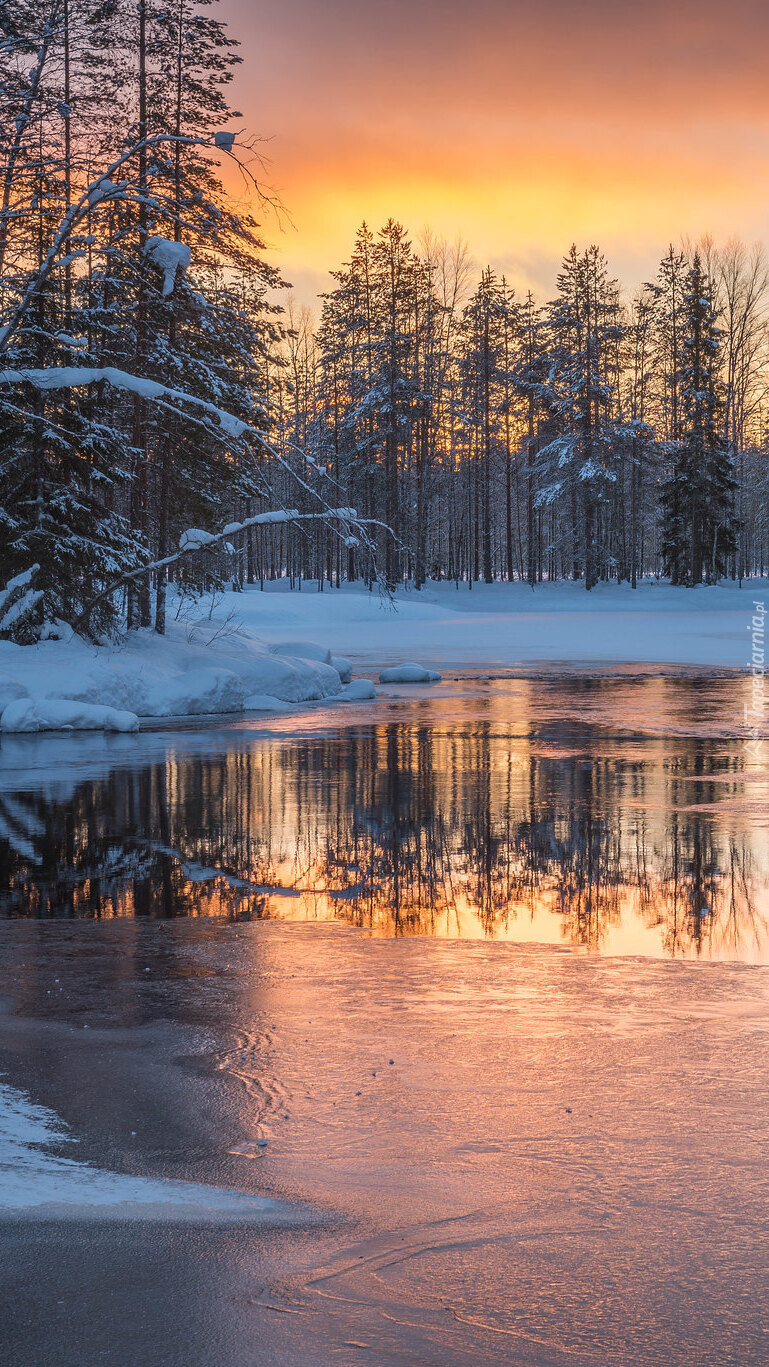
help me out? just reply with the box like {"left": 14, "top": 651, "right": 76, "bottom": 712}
{"left": 0, "top": 363, "right": 395, "bottom": 557}
{"left": 0, "top": 360, "right": 395, "bottom": 634}
{"left": 0, "top": 131, "right": 262, "bottom": 356}
{"left": 0, "top": 365, "right": 248, "bottom": 437}
{"left": 71, "top": 508, "right": 362, "bottom": 635}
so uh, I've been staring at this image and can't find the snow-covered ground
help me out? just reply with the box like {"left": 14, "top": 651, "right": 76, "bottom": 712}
{"left": 0, "top": 577, "right": 761, "bottom": 731}
{"left": 237, "top": 577, "right": 765, "bottom": 671}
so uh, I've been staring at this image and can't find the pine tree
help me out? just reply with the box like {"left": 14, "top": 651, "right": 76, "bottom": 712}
{"left": 459, "top": 269, "right": 521, "bottom": 583}
{"left": 0, "top": 0, "right": 142, "bottom": 635}
{"left": 538, "top": 246, "right": 624, "bottom": 588}
{"left": 660, "top": 254, "right": 737, "bottom": 585}
{"left": 0, "top": 0, "right": 294, "bottom": 637}
{"left": 373, "top": 220, "right": 420, "bottom": 589}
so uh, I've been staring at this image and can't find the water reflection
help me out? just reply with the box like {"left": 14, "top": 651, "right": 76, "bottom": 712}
{"left": 1, "top": 678, "right": 767, "bottom": 962}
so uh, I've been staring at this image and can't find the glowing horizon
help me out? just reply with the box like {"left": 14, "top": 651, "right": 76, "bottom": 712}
{"left": 223, "top": 0, "right": 769, "bottom": 309}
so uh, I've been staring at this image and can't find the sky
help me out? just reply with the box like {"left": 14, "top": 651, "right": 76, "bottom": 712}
{"left": 224, "top": 0, "right": 769, "bottom": 309}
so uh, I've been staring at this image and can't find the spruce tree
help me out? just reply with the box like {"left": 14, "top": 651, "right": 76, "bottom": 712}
{"left": 538, "top": 245, "right": 624, "bottom": 588}
{"left": 459, "top": 269, "right": 520, "bottom": 583}
{"left": 0, "top": 0, "right": 290, "bottom": 637}
{"left": 660, "top": 254, "right": 737, "bottom": 585}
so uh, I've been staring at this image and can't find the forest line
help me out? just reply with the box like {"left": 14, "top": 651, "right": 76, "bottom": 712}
{"left": 1, "top": 0, "right": 767, "bottom": 644}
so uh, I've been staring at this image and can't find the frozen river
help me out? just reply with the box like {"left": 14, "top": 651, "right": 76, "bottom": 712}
{"left": 1, "top": 674, "right": 768, "bottom": 1365}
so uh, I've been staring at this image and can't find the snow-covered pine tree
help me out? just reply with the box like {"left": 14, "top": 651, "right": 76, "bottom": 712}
{"left": 458, "top": 268, "right": 522, "bottom": 583}
{"left": 618, "top": 285, "right": 659, "bottom": 587}
{"left": 0, "top": 0, "right": 143, "bottom": 636}
{"left": 312, "top": 221, "right": 424, "bottom": 590}
{"left": 415, "top": 234, "right": 472, "bottom": 588}
{"left": 313, "top": 224, "right": 381, "bottom": 586}
{"left": 372, "top": 221, "right": 421, "bottom": 590}
{"left": 660, "top": 253, "right": 737, "bottom": 585}
{"left": 538, "top": 246, "right": 625, "bottom": 588}
{"left": 409, "top": 238, "right": 448, "bottom": 589}
{"left": 512, "top": 290, "right": 553, "bottom": 586}
{"left": 650, "top": 247, "right": 688, "bottom": 446}
{"left": 0, "top": 0, "right": 296, "bottom": 637}
{"left": 119, "top": 0, "right": 287, "bottom": 627}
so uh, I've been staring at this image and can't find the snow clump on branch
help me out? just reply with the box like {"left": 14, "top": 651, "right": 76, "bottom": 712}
{"left": 144, "top": 236, "right": 191, "bottom": 296}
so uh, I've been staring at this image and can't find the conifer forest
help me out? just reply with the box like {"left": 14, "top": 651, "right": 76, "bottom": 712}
{"left": 2, "top": 0, "right": 767, "bottom": 646}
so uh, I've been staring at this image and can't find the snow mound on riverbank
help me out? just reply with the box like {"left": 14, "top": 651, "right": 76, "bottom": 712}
{"left": 379, "top": 663, "right": 442, "bottom": 683}
{"left": 0, "top": 613, "right": 347, "bottom": 731}
{"left": 1, "top": 699, "right": 139, "bottom": 733}
{"left": 243, "top": 693, "right": 288, "bottom": 712}
{"left": 0, "top": 1080, "right": 299, "bottom": 1223}
{"left": 268, "top": 640, "right": 353, "bottom": 683}
{"left": 341, "top": 679, "right": 377, "bottom": 700}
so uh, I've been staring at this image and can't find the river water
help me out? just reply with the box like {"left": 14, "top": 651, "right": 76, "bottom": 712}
{"left": 1, "top": 674, "right": 768, "bottom": 1365}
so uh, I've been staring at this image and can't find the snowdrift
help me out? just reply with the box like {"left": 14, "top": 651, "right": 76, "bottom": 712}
{"left": 1, "top": 699, "right": 139, "bottom": 733}
{"left": 0, "top": 614, "right": 355, "bottom": 733}
{"left": 379, "top": 663, "right": 442, "bottom": 683}
{"left": 220, "top": 578, "right": 760, "bottom": 672}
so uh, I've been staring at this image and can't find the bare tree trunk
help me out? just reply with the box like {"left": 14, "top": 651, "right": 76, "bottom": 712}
{"left": 130, "top": 0, "right": 151, "bottom": 629}
{"left": 482, "top": 307, "right": 493, "bottom": 583}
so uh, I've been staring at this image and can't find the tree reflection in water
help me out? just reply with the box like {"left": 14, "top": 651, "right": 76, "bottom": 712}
{"left": 0, "top": 716, "right": 766, "bottom": 961}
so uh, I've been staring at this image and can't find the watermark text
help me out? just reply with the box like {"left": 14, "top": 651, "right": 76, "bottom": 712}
{"left": 744, "top": 599, "right": 765, "bottom": 758}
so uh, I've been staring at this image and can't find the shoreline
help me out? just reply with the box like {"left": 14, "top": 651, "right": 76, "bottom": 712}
{"left": 0, "top": 659, "right": 753, "bottom": 742}
{"left": 0, "top": 576, "right": 763, "bottom": 735}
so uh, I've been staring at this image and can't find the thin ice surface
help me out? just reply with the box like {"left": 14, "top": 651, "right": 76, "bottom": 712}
{"left": 0, "top": 919, "right": 767, "bottom": 1365}
{"left": 0, "top": 1077, "right": 298, "bottom": 1222}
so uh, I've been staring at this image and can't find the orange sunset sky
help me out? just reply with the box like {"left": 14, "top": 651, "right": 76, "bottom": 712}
{"left": 224, "top": 0, "right": 769, "bottom": 306}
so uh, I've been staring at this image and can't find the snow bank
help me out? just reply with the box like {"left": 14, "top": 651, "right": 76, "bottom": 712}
{"left": 0, "top": 673, "right": 28, "bottom": 713}
{"left": 331, "top": 655, "right": 353, "bottom": 683}
{"left": 269, "top": 641, "right": 352, "bottom": 683}
{"left": 244, "top": 693, "right": 287, "bottom": 712}
{"left": 0, "top": 613, "right": 350, "bottom": 731}
{"left": 269, "top": 640, "right": 333, "bottom": 664}
{"left": 0, "top": 1079, "right": 298, "bottom": 1223}
{"left": 143, "top": 666, "right": 245, "bottom": 717}
{"left": 340, "top": 679, "right": 377, "bottom": 700}
{"left": 1, "top": 698, "right": 139, "bottom": 733}
{"left": 379, "top": 663, "right": 442, "bottom": 684}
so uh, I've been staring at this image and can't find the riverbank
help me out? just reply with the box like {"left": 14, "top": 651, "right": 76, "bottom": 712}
{"left": 0, "top": 615, "right": 357, "bottom": 733}
{"left": 0, "top": 577, "right": 762, "bottom": 732}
